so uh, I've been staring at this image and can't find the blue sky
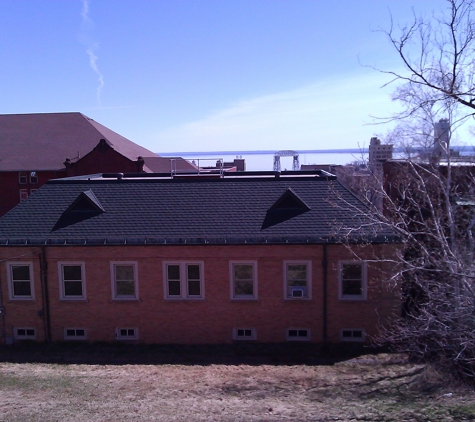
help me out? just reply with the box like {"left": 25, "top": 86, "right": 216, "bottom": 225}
{"left": 0, "top": 0, "right": 458, "bottom": 160}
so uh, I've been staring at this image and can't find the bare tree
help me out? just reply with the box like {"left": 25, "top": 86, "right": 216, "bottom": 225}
{"left": 336, "top": 0, "right": 475, "bottom": 382}
{"left": 379, "top": 0, "right": 475, "bottom": 126}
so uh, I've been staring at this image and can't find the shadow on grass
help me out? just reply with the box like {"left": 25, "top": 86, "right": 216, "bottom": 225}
{"left": 0, "top": 342, "right": 384, "bottom": 366}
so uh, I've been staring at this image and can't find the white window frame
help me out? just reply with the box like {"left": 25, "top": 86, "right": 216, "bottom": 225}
{"left": 229, "top": 261, "right": 258, "bottom": 300}
{"left": 286, "top": 328, "right": 311, "bottom": 341}
{"left": 14, "top": 327, "right": 36, "bottom": 340}
{"left": 338, "top": 261, "right": 367, "bottom": 300}
{"left": 115, "top": 327, "right": 138, "bottom": 340}
{"left": 340, "top": 328, "right": 366, "bottom": 342}
{"left": 19, "top": 189, "right": 28, "bottom": 201}
{"left": 7, "top": 262, "right": 35, "bottom": 300}
{"left": 283, "top": 260, "right": 311, "bottom": 300}
{"left": 63, "top": 328, "right": 87, "bottom": 340}
{"left": 110, "top": 262, "right": 139, "bottom": 300}
{"left": 58, "top": 262, "right": 86, "bottom": 300}
{"left": 18, "top": 172, "right": 27, "bottom": 184}
{"left": 232, "top": 328, "right": 257, "bottom": 340}
{"left": 30, "top": 171, "right": 38, "bottom": 184}
{"left": 163, "top": 262, "right": 204, "bottom": 300}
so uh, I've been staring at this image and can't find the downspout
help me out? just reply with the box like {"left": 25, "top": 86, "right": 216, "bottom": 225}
{"left": 322, "top": 243, "right": 328, "bottom": 343}
{"left": 39, "top": 246, "right": 51, "bottom": 342}
{"left": 0, "top": 270, "right": 5, "bottom": 344}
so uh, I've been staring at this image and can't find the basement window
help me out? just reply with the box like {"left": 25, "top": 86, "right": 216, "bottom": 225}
{"left": 286, "top": 328, "right": 310, "bottom": 341}
{"left": 233, "top": 328, "right": 257, "bottom": 340}
{"left": 14, "top": 327, "right": 36, "bottom": 340}
{"left": 340, "top": 329, "right": 366, "bottom": 342}
{"left": 64, "top": 328, "right": 87, "bottom": 340}
{"left": 115, "top": 328, "right": 138, "bottom": 340}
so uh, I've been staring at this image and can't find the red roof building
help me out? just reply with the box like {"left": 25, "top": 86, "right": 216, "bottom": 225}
{"left": 0, "top": 112, "right": 196, "bottom": 216}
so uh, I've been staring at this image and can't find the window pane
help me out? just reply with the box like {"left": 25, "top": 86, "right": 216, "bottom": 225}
{"left": 167, "top": 265, "right": 180, "bottom": 280}
{"left": 342, "top": 280, "right": 362, "bottom": 295}
{"left": 188, "top": 279, "right": 201, "bottom": 296}
{"left": 287, "top": 264, "right": 307, "bottom": 280}
{"left": 116, "top": 280, "right": 135, "bottom": 296}
{"left": 342, "top": 264, "right": 362, "bottom": 281}
{"left": 115, "top": 265, "right": 134, "bottom": 281}
{"left": 64, "top": 281, "right": 83, "bottom": 296}
{"left": 187, "top": 265, "right": 200, "bottom": 280}
{"left": 63, "top": 265, "right": 82, "bottom": 281}
{"left": 13, "top": 281, "right": 31, "bottom": 296}
{"left": 234, "top": 264, "right": 253, "bottom": 280}
{"left": 12, "top": 265, "right": 30, "bottom": 281}
{"left": 168, "top": 279, "right": 181, "bottom": 296}
{"left": 235, "top": 280, "right": 254, "bottom": 296}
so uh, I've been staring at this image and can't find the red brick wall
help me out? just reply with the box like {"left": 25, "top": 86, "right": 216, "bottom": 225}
{"left": 67, "top": 147, "right": 142, "bottom": 176}
{"left": 0, "top": 243, "right": 400, "bottom": 344}
{"left": 0, "top": 170, "right": 66, "bottom": 217}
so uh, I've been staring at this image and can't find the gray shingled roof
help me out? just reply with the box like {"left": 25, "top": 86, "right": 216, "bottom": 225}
{"left": 0, "top": 173, "right": 397, "bottom": 245}
{"left": 0, "top": 112, "right": 157, "bottom": 171}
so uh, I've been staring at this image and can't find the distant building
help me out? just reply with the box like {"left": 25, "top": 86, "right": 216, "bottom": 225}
{"left": 0, "top": 112, "right": 196, "bottom": 216}
{"left": 433, "top": 118, "right": 451, "bottom": 159}
{"left": 368, "top": 137, "right": 393, "bottom": 176}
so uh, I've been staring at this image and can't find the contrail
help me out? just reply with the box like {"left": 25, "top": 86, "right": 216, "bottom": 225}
{"left": 80, "top": 0, "right": 104, "bottom": 107}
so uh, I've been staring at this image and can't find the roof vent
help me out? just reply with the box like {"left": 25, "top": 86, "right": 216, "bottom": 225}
{"left": 52, "top": 190, "right": 104, "bottom": 231}
{"left": 261, "top": 188, "right": 310, "bottom": 230}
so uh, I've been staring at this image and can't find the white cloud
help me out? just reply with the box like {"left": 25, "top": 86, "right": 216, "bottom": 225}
{"left": 155, "top": 72, "right": 401, "bottom": 153}
{"left": 79, "top": 0, "right": 104, "bottom": 107}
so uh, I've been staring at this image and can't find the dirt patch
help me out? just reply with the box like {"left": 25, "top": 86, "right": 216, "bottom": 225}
{"left": 0, "top": 349, "right": 474, "bottom": 421}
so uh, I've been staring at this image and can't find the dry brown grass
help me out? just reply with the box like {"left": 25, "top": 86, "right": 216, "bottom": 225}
{"left": 0, "top": 346, "right": 474, "bottom": 421}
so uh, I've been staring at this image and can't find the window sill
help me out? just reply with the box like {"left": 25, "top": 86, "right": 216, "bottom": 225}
{"left": 163, "top": 297, "right": 205, "bottom": 301}
{"left": 59, "top": 298, "right": 88, "bottom": 302}
{"left": 110, "top": 298, "right": 140, "bottom": 302}
{"left": 284, "top": 297, "right": 312, "bottom": 301}
{"left": 230, "top": 297, "right": 258, "bottom": 301}
{"left": 339, "top": 296, "right": 367, "bottom": 301}
{"left": 8, "top": 298, "right": 36, "bottom": 302}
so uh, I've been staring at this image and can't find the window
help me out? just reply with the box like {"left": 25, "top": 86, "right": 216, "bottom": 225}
{"left": 115, "top": 327, "right": 138, "bottom": 340}
{"left": 7, "top": 262, "right": 34, "bottom": 300}
{"left": 233, "top": 328, "right": 257, "bottom": 340}
{"left": 58, "top": 262, "right": 86, "bottom": 300}
{"left": 286, "top": 328, "right": 310, "bottom": 341}
{"left": 111, "top": 262, "right": 138, "bottom": 300}
{"left": 284, "top": 261, "right": 311, "bottom": 299}
{"left": 339, "top": 261, "right": 367, "bottom": 300}
{"left": 14, "top": 327, "right": 36, "bottom": 340}
{"left": 19, "top": 189, "right": 28, "bottom": 201}
{"left": 19, "top": 172, "right": 27, "bottom": 184}
{"left": 340, "top": 329, "right": 366, "bottom": 342}
{"left": 30, "top": 171, "right": 38, "bottom": 184}
{"left": 230, "top": 261, "right": 257, "bottom": 299}
{"left": 64, "top": 328, "right": 87, "bottom": 340}
{"left": 164, "top": 262, "right": 204, "bottom": 299}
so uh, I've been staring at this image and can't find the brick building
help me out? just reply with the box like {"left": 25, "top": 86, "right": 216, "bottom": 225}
{"left": 0, "top": 171, "right": 400, "bottom": 345}
{"left": 0, "top": 112, "right": 196, "bottom": 216}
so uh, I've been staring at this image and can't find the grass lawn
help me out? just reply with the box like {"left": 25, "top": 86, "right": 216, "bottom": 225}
{"left": 0, "top": 344, "right": 474, "bottom": 421}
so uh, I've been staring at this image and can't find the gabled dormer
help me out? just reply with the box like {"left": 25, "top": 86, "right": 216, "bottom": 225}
{"left": 261, "top": 188, "right": 310, "bottom": 229}
{"left": 53, "top": 190, "right": 104, "bottom": 231}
